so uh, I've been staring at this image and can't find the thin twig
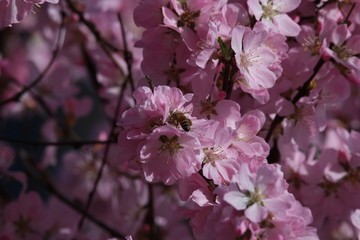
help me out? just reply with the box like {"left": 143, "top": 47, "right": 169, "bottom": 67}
{"left": 0, "top": 11, "right": 66, "bottom": 108}
{"left": 265, "top": 58, "right": 325, "bottom": 143}
{"left": 65, "top": 0, "right": 121, "bottom": 53}
{"left": 264, "top": 1, "right": 357, "bottom": 149}
{"left": 20, "top": 155, "right": 126, "bottom": 239}
{"left": 219, "top": 55, "right": 236, "bottom": 99}
{"left": 341, "top": 2, "right": 356, "bottom": 24}
{"left": 145, "top": 75, "right": 155, "bottom": 92}
{"left": 81, "top": 45, "right": 101, "bottom": 92}
{"left": 145, "top": 184, "right": 160, "bottom": 240}
{"left": 73, "top": 10, "right": 135, "bottom": 230}
{"left": 198, "top": 169, "right": 217, "bottom": 192}
{"left": 66, "top": 0, "right": 126, "bottom": 77}
{"left": 117, "top": 13, "right": 135, "bottom": 92}
{"left": 77, "top": 74, "right": 130, "bottom": 230}
{"left": 31, "top": 92, "right": 82, "bottom": 142}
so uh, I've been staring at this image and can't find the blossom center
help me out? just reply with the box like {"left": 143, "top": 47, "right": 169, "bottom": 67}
{"left": 343, "top": 165, "right": 360, "bottom": 186}
{"left": 239, "top": 50, "right": 260, "bottom": 72}
{"left": 331, "top": 44, "right": 353, "bottom": 60}
{"left": 302, "top": 35, "right": 321, "bottom": 56}
{"left": 200, "top": 100, "right": 218, "bottom": 119}
{"left": 235, "top": 125, "right": 255, "bottom": 142}
{"left": 177, "top": 9, "right": 201, "bottom": 30}
{"left": 158, "top": 135, "right": 183, "bottom": 156}
{"left": 318, "top": 179, "right": 340, "bottom": 197}
{"left": 246, "top": 188, "right": 264, "bottom": 206}
{"left": 13, "top": 215, "right": 32, "bottom": 238}
{"left": 261, "top": 1, "right": 278, "bottom": 19}
{"left": 163, "top": 60, "right": 185, "bottom": 86}
{"left": 203, "top": 147, "right": 227, "bottom": 166}
{"left": 148, "top": 116, "right": 164, "bottom": 132}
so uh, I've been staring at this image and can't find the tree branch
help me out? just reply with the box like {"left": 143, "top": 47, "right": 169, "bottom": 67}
{"left": 117, "top": 13, "right": 135, "bottom": 92}
{"left": 20, "top": 155, "right": 126, "bottom": 239}
{"left": 0, "top": 11, "right": 66, "bottom": 108}
{"left": 65, "top": 0, "right": 121, "bottom": 53}
{"left": 66, "top": 0, "right": 126, "bottom": 77}
{"left": 340, "top": 2, "right": 356, "bottom": 25}
{"left": 265, "top": 58, "right": 325, "bottom": 144}
{"left": 77, "top": 72, "right": 130, "bottom": 230}
{"left": 145, "top": 184, "right": 161, "bottom": 240}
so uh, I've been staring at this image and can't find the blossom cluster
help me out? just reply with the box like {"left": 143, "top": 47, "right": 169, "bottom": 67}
{"left": 119, "top": 84, "right": 318, "bottom": 239}
{"left": 0, "top": 0, "right": 360, "bottom": 239}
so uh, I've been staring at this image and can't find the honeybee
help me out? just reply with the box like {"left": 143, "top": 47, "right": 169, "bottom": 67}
{"left": 169, "top": 111, "right": 192, "bottom": 132}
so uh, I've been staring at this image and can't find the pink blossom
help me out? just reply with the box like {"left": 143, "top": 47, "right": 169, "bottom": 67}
{"left": 231, "top": 26, "right": 278, "bottom": 91}
{"left": 204, "top": 99, "right": 241, "bottom": 129}
{"left": 282, "top": 102, "right": 321, "bottom": 149}
{"left": 134, "top": 0, "right": 169, "bottom": 28}
{"left": 202, "top": 124, "right": 239, "bottom": 185}
{"left": 221, "top": 164, "right": 318, "bottom": 239}
{"left": 295, "top": 25, "right": 324, "bottom": 64}
{"left": 0, "top": 0, "right": 34, "bottom": 29}
{"left": 322, "top": 24, "right": 360, "bottom": 84}
{"left": 61, "top": 148, "right": 116, "bottom": 200}
{"left": 162, "top": 0, "right": 226, "bottom": 32}
{"left": 247, "top": 0, "right": 301, "bottom": 36}
{"left": 2, "top": 192, "right": 47, "bottom": 240}
{"left": 139, "top": 125, "right": 204, "bottom": 185}
{"left": 232, "top": 110, "right": 269, "bottom": 160}
{"left": 223, "top": 164, "right": 287, "bottom": 214}
{"left": 181, "top": 21, "right": 219, "bottom": 68}
{"left": 218, "top": 3, "right": 250, "bottom": 37}
{"left": 0, "top": 0, "right": 58, "bottom": 29}
{"left": 120, "top": 85, "right": 194, "bottom": 140}
{"left": 184, "top": 205, "right": 215, "bottom": 240}
{"left": 178, "top": 173, "right": 215, "bottom": 206}
{"left": 351, "top": 209, "right": 360, "bottom": 239}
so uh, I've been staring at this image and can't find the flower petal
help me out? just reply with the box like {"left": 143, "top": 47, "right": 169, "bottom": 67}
{"left": 231, "top": 26, "right": 246, "bottom": 54}
{"left": 224, "top": 191, "right": 248, "bottom": 210}
{"left": 272, "top": 14, "right": 301, "bottom": 37}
